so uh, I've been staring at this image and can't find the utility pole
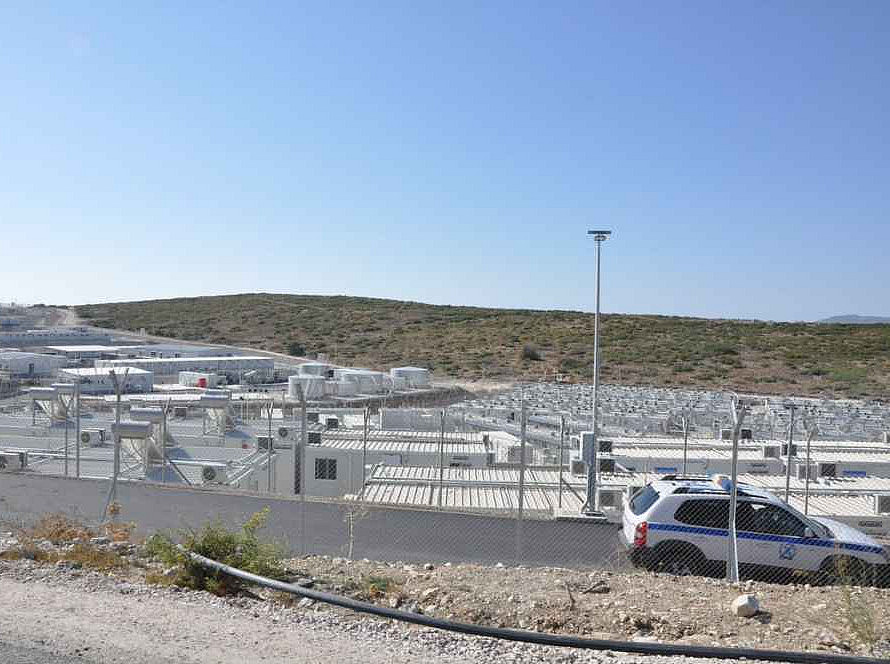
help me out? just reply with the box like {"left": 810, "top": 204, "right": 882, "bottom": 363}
{"left": 437, "top": 408, "right": 445, "bottom": 508}
{"left": 518, "top": 395, "right": 526, "bottom": 521}
{"left": 681, "top": 412, "right": 689, "bottom": 476}
{"left": 803, "top": 419, "right": 817, "bottom": 515}
{"left": 582, "top": 229, "right": 611, "bottom": 515}
{"left": 726, "top": 394, "right": 749, "bottom": 584}
{"left": 103, "top": 368, "right": 129, "bottom": 521}
{"left": 558, "top": 414, "right": 565, "bottom": 509}
{"left": 784, "top": 404, "right": 798, "bottom": 503}
{"left": 360, "top": 406, "right": 370, "bottom": 500}
{"left": 74, "top": 380, "right": 81, "bottom": 479}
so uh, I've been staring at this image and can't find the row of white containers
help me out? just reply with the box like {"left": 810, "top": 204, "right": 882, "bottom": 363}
{"left": 288, "top": 364, "right": 431, "bottom": 400}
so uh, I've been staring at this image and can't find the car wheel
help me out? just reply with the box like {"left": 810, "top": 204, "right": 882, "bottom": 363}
{"left": 654, "top": 542, "right": 706, "bottom": 577}
{"left": 819, "top": 556, "right": 871, "bottom": 586}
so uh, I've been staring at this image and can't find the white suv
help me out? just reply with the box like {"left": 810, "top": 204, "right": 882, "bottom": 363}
{"left": 620, "top": 475, "right": 889, "bottom": 584}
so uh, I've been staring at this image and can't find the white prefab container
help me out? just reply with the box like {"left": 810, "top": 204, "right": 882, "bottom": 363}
{"left": 298, "top": 362, "right": 333, "bottom": 377}
{"left": 56, "top": 367, "right": 154, "bottom": 395}
{"left": 0, "top": 351, "right": 67, "bottom": 377}
{"left": 29, "top": 387, "right": 58, "bottom": 400}
{"left": 390, "top": 367, "right": 431, "bottom": 388}
{"left": 112, "top": 421, "right": 153, "bottom": 439}
{"left": 129, "top": 407, "right": 165, "bottom": 424}
{"left": 334, "top": 369, "right": 385, "bottom": 394}
{"left": 96, "top": 356, "right": 273, "bottom": 380}
{"left": 288, "top": 375, "right": 325, "bottom": 400}
{"left": 178, "top": 371, "right": 220, "bottom": 388}
{"left": 199, "top": 394, "right": 230, "bottom": 408}
{"left": 324, "top": 380, "right": 357, "bottom": 397}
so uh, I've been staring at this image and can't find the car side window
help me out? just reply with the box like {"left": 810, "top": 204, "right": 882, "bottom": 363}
{"left": 738, "top": 503, "right": 805, "bottom": 538}
{"left": 674, "top": 499, "right": 729, "bottom": 529}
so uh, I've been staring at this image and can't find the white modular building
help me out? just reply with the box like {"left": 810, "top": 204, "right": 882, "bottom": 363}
{"left": 0, "top": 327, "right": 111, "bottom": 348}
{"left": 178, "top": 371, "right": 222, "bottom": 388}
{"left": 0, "top": 351, "right": 67, "bottom": 377}
{"left": 96, "top": 356, "right": 273, "bottom": 380}
{"left": 56, "top": 367, "right": 154, "bottom": 395}
{"left": 44, "top": 345, "right": 123, "bottom": 361}
{"left": 332, "top": 369, "right": 388, "bottom": 394}
{"left": 390, "top": 367, "right": 431, "bottom": 388}
{"left": 297, "top": 362, "right": 333, "bottom": 377}
{"left": 288, "top": 375, "right": 326, "bottom": 400}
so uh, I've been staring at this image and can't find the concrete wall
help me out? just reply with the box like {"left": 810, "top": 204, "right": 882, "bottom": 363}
{"left": 0, "top": 473, "right": 620, "bottom": 568}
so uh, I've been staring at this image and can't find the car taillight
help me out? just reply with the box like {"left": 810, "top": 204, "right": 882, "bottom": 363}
{"left": 633, "top": 521, "right": 648, "bottom": 548}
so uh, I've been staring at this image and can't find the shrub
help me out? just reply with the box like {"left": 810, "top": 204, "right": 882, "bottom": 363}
{"left": 521, "top": 344, "right": 543, "bottom": 361}
{"left": 145, "top": 508, "right": 286, "bottom": 596}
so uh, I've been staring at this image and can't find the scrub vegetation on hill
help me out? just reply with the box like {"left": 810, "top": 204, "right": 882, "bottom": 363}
{"left": 75, "top": 293, "right": 890, "bottom": 400}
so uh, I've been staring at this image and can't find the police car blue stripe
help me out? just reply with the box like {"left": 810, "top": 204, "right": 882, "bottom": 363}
{"left": 648, "top": 522, "right": 885, "bottom": 555}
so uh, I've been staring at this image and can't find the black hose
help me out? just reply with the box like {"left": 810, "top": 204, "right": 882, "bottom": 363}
{"left": 184, "top": 550, "right": 886, "bottom": 664}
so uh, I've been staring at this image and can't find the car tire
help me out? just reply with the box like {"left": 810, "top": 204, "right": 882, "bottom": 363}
{"left": 818, "top": 556, "right": 871, "bottom": 586}
{"left": 652, "top": 541, "right": 707, "bottom": 577}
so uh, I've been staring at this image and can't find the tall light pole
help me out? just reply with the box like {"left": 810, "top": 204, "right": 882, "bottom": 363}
{"left": 582, "top": 229, "right": 611, "bottom": 515}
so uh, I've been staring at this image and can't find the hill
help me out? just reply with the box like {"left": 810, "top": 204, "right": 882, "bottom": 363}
{"left": 75, "top": 294, "right": 890, "bottom": 399}
{"left": 819, "top": 315, "right": 890, "bottom": 325}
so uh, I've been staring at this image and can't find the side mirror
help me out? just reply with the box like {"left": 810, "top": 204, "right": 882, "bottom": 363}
{"left": 803, "top": 527, "right": 815, "bottom": 539}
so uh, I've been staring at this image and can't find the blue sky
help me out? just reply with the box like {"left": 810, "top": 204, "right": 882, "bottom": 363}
{"left": 1, "top": 2, "right": 888, "bottom": 321}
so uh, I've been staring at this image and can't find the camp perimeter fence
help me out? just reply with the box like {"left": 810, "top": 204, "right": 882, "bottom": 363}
{"left": 1, "top": 471, "right": 889, "bottom": 660}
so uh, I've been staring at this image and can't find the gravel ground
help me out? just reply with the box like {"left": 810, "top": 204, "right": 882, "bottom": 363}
{"left": 0, "top": 557, "right": 832, "bottom": 664}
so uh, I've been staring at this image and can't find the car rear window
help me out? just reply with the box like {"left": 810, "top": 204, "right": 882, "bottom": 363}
{"left": 674, "top": 499, "right": 730, "bottom": 529}
{"left": 629, "top": 485, "right": 660, "bottom": 515}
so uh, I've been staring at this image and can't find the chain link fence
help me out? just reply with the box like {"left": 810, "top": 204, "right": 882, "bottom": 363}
{"left": 1, "top": 396, "right": 889, "bottom": 658}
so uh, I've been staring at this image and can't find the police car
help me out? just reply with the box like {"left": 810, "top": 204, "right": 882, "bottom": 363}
{"left": 620, "top": 475, "right": 890, "bottom": 584}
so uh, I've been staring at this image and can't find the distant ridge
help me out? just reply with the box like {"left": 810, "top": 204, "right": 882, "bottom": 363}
{"left": 73, "top": 293, "right": 890, "bottom": 400}
{"left": 819, "top": 315, "right": 890, "bottom": 325}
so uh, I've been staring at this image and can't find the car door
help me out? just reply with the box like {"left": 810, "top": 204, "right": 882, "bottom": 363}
{"left": 735, "top": 502, "right": 810, "bottom": 575}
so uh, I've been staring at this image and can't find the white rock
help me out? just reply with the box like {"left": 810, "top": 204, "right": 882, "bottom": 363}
{"left": 730, "top": 593, "right": 760, "bottom": 618}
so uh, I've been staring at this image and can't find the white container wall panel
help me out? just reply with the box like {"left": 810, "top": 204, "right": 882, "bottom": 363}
{"left": 0, "top": 352, "right": 67, "bottom": 377}
{"left": 298, "top": 362, "right": 332, "bottom": 377}
{"left": 96, "top": 356, "right": 273, "bottom": 379}
{"left": 288, "top": 375, "right": 325, "bottom": 400}
{"left": 178, "top": 371, "right": 220, "bottom": 388}
{"left": 57, "top": 367, "right": 154, "bottom": 395}
{"left": 390, "top": 367, "right": 431, "bottom": 388}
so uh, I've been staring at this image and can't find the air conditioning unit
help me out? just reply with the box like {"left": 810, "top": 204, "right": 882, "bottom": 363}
{"left": 570, "top": 459, "right": 586, "bottom": 476}
{"left": 80, "top": 429, "right": 106, "bottom": 447}
{"left": 762, "top": 445, "right": 781, "bottom": 459}
{"left": 818, "top": 462, "right": 837, "bottom": 478}
{"left": 0, "top": 452, "right": 26, "bottom": 472}
{"left": 257, "top": 435, "right": 273, "bottom": 450}
{"left": 875, "top": 495, "right": 890, "bottom": 515}
{"left": 277, "top": 427, "right": 290, "bottom": 439}
{"left": 740, "top": 428, "right": 753, "bottom": 440}
{"left": 598, "top": 439, "right": 613, "bottom": 454}
{"left": 796, "top": 464, "right": 815, "bottom": 481}
{"left": 598, "top": 458, "right": 616, "bottom": 473}
{"left": 597, "top": 487, "right": 624, "bottom": 509}
{"left": 781, "top": 443, "right": 799, "bottom": 457}
{"left": 173, "top": 406, "right": 188, "bottom": 418}
{"left": 307, "top": 431, "right": 322, "bottom": 445}
{"left": 201, "top": 465, "right": 228, "bottom": 485}
{"left": 325, "top": 417, "right": 339, "bottom": 429}
{"left": 307, "top": 412, "right": 319, "bottom": 424}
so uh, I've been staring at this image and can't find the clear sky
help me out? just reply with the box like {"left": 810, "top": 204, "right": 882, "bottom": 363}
{"left": 1, "top": 2, "right": 888, "bottom": 321}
